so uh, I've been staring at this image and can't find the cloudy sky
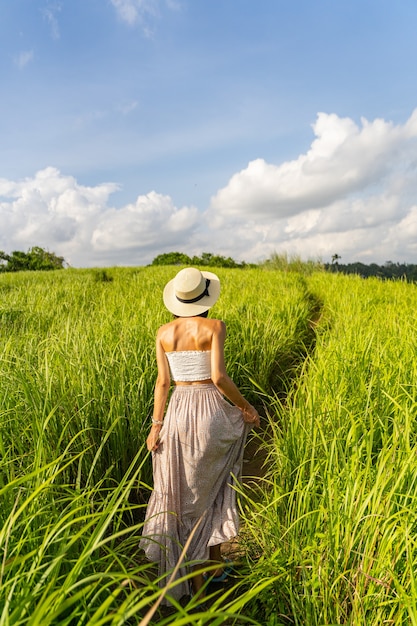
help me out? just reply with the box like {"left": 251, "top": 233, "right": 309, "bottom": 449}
{"left": 1, "top": 0, "right": 417, "bottom": 267}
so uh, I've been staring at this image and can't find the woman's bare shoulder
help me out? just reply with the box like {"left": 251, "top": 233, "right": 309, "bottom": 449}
{"left": 156, "top": 320, "right": 176, "bottom": 340}
{"left": 204, "top": 317, "right": 226, "bottom": 337}
{"left": 206, "top": 317, "right": 224, "bottom": 326}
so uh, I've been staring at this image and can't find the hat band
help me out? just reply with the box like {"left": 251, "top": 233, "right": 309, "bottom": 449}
{"left": 176, "top": 278, "right": 211, "bottom": 304}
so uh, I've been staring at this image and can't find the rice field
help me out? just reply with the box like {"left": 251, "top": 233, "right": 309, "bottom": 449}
{"left": 1, "top": 265, "right": 417, "bottom": 624}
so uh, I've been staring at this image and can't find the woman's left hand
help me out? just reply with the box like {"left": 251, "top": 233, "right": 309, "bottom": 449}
{"left": 242, "top": 404, "right": 260, "bottom": 427}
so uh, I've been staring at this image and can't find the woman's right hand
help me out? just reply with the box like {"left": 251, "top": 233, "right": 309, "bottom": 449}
{"left": 146, "top": 425, "right": 162, "bottom": 451}
{"left": 241, "top": 404, "right": 260, "bottom": 427}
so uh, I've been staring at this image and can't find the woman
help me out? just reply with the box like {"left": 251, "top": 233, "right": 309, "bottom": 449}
{"left": 140, "top": 267, "right": 260, "bottom": 603}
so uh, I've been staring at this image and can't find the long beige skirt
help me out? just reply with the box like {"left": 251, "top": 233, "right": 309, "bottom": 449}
{"left": 140, "top": 383, "right": 249, "bottom": 602}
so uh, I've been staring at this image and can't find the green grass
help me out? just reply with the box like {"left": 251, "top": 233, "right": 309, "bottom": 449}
{"left": 2, "top": 267, "right": 417, "bottom": 623}
{"left": 241, "top": 274, "right": 417, "bottom": 624}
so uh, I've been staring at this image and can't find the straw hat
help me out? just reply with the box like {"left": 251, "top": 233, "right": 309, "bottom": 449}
{"left": 163, "top": 267, "right": 220, "bottom": 317}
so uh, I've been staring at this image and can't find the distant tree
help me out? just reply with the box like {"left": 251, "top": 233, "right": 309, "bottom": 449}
{"left": 151, "top": 251, "right": 247, "bottom": 268}
{"left": 194, "top": 252, "right": 242, "bottom": 268}
{"left": 196, "top": 252, "right": 214, "bottom": 266}
{"left": 0, "top": 247, "right": 65, "bottom": 272}
{"left": 27, "top": 246, "right": 65, "bottom": 270}
{"left": 0, "top": 250, "right": 11, "bottom": 267}
{"left": 151, "top": 252, "right": 192, "bottom": 266}
{"left": 5, "top": 250, "right": 29, "bottom": 272}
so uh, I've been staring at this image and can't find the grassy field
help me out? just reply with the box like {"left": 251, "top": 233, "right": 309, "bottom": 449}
{"left": 1, "top": 266, "right": 416, "bottom": 624}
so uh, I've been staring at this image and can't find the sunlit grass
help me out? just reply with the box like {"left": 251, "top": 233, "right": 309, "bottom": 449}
{"left": 241, "top": 274, "right": 417, "bottom": 624}
{"left": 1, "top": 265, "right": 313, "bottom": 624}
{"left": 2, "top": 267, "right": 417, "bottom": 623}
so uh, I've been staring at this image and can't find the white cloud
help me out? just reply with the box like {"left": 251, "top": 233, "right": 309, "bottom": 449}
{"left": 42, "top": 3, "right": 61, "bottom": 40}
{"left": 110, "top": 0, "right": 159, "bottom": 27}
{"left": 205, "top": 109, "right": 417, "bottom": 264}
{"left": 2, "top": 110, "right": 417, "bottom": 267}
{"left": 110, "top": 0, "right": 179, "bottom": 32}
{"left": 209, "top": 111, "right": 417, "bottom": 221}
{"left": 14, "top": 50, "right": 34, "bottom": 69}
{"left": 91, "top": 191, "right": 198, "bottom": 252}
{"left": 0, "top": 168, "right": 198, "bottom": 267}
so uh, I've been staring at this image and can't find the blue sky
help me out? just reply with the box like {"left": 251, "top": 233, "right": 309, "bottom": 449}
{"left": 1, "top": 0, "right": 417, "bottom": 267}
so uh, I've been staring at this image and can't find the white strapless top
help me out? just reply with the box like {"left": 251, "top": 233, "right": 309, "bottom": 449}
{"left": 165, "top": 350, "right": 211, "bottom": 382}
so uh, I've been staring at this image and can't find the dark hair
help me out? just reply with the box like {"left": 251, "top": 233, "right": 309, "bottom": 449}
{"left": 174, "top": 310, "right": 209, "bottom": 319}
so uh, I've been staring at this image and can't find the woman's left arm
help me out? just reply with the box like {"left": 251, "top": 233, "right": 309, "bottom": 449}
{"left": 210, "top": 320, "right": 260, "bottom": 427}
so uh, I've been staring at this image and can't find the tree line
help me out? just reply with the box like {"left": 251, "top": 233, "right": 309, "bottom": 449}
{"left": 325, "top": 259, "right": 417, "bottom": 282}
{"left": 2, "top": 247, "right": 417, "bottom": 282}
{"left": 152, "top": 252, "right": 417, "bottom": 281}
{"left": 0, "top": 247, "right": 66, "bottom": 272}
{"left": 150, "top": 251, "right": 254, "bottom": 268}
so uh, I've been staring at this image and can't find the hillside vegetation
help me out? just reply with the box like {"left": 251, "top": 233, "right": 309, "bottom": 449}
{"left": 1, "top": 266, "right": 416, "bottom": 624}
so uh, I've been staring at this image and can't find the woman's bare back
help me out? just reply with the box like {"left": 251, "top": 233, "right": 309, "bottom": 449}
{"left": 158, "top": 316, "right": 224, "bottom": 353}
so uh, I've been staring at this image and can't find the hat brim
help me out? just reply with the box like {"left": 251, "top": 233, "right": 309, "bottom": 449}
{"left": 163, "top": 270, "right": 221, "bottom": 317}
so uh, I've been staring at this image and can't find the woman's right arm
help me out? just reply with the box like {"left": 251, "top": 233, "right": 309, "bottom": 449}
{"left": 146, "top": 328, "right": 171, "bottom": 451}
{"left": 210, "top": 320, "right": 260, "bottom": 426}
